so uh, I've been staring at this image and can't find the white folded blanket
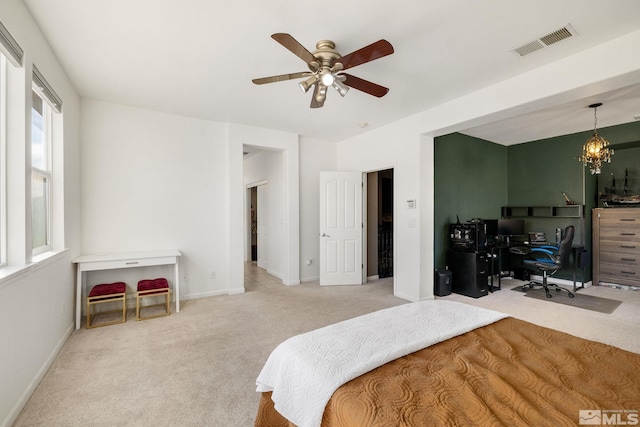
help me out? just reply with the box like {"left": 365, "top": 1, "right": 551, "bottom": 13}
{"left": 256, "top": 300, "right": 509, "bottom": 427}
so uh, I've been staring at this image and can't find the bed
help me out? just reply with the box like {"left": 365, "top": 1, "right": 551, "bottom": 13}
{"left": 254, "top": 300, "right": 640, "bottom": 427}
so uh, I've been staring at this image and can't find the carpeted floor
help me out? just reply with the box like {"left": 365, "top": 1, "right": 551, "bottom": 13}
{"left": 13, "top": 266, "right": 640, "bottom": 427}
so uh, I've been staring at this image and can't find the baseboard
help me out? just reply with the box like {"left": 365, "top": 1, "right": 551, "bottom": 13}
{"left": 301, "top": 275, "right": 319, "bottom": 283}
{"left": 528, "top": 275, "right": 590, "bottom": 288}
{"left": 367, "top": 275, "right": 380, "bottom": 281}
{"left": 394, "top": 291, "right": 419, "bottom": 302}
{"left": 181, "top": 289, "right": 228, "bottom": 300}
{"left": 264, "top": 269, "right": 301, "bottom": 286}
{"left": 266, "top": 269, "right": 283, "bottom": 281}
{"left": 2, "top": 322, "right": 74, "bottom": 427}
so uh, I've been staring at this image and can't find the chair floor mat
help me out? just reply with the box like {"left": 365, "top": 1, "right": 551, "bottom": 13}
{"left": 511, "top": 285, "right": 622, "bottom": 314}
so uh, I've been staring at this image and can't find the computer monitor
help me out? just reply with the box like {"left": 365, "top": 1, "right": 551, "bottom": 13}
{"left": 497, "top": 219, "right": 525, "bottom": 243}
{"left": 484, "top": 219, "right": 498, "bottom": 237}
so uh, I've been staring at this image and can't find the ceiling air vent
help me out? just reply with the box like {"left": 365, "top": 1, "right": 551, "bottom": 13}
{"left": 513, "top": 24, "right": 577, "bottom": 57}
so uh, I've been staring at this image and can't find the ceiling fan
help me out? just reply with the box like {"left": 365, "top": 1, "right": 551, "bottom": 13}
{"left": 252, "top": 33, "right": 394, "bottom": 108}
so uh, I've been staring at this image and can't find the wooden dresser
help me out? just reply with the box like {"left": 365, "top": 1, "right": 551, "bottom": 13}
{"left": 593, "top": 208, "right": 640, "bottom": 287}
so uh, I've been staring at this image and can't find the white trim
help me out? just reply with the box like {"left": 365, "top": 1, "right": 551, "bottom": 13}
{"left": 30, "top": 89, "right": 53, "bottom": 257}
{"left": 246, "top": 179, "right": 267, "bottom": 189}
{"left": 0, "top": 249, "right": 67, "bottom": 290}
{"left": 528, "top": 274, "right": 590, "bottom": 289}
{"left": 362, "top": 172, "right": 367, "bottom": 284}
{"left": 0, "top": 55, "right": 7, "bottom": 267}
{"left": 181, "top": 289, "right": 229, "bottom": 300}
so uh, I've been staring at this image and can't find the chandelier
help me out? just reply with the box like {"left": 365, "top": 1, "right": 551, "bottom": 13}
{"left": 579, "top": 103, "right": 613, "bottom": 174}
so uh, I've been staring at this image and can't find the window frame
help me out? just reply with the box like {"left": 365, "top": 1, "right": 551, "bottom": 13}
{"left": 0, "top": 55, "right": 6, "bottom": 266}
{"left": 30, "top": 86, "right": 52, "bottom": 256}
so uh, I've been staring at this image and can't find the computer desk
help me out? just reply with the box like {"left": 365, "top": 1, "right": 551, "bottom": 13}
{"left": 487, "top": 242, "right": 586, "bottom": 293}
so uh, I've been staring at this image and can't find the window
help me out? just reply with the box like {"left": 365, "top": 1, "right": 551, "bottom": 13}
{"left": 31, "top": 88, "right": 52, "bottom": 255}
{"left": 0, "top": 20, "right": 65, "bottom": 269}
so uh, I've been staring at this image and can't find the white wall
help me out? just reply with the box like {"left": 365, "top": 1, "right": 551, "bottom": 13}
{"left": 299, "top": 137, "right": 337, "bottom": 282}
{"left": 337, "top": 128, "right": 422, "bottom": 301}
{"left": 79, "top": 104, "right": 303, "bottom": 296}
{"left": 0, "top": 1, "right": 81, "bottom": 426}
{"left": 80, "top": 99, "right": 230, "bottom": 299}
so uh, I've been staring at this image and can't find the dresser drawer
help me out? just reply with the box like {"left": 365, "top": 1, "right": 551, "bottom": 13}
{"left": 597, "top": 210, "right": 640, "bottom": 223}
{"left": 600, "top": 263, "right": 640, "bottom": 285}
{"left": 600, "top": 251, "right": 640, "bottom": 266}
{"left": 598, "top": 225, "right": 640, "bottom": 242}
{"left": 600, "top": 241, "right": 640, "bottom": 255}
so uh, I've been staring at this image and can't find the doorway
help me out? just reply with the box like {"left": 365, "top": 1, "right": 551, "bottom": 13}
{"left": 246, "top": 181, "right": 268, "bottom": 270}
{"left": 250, "top": 187, "right": 257, "bottom": 263}
{"left": 366, "top": 169, "right": 394, "bottom": 280}
{"left": 237, "top": 134, "right": 299, "bottom": 291}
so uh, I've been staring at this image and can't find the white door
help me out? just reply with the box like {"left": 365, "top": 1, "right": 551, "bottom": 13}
{"left": 257, "top": 184, "right": 268, "bottom": 270}
{"left": 319, "top": 171, "right": 363, "bottom": 285}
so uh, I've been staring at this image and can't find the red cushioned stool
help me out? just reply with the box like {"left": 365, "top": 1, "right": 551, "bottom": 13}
{"left": 136, "top": 278, "right": 171, "bottom": 321}
{"left": 86, "top": 282, "right": 127, "bottom": 329}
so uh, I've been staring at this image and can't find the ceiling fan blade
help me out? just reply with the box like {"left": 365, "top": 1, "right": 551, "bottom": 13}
{"left": 310, "top": 83, "right": 326, "bottom": 109}
{"left": 341, "top": 73, "right": 389, "bottom": 98}
{"left": 271, "top": 33, "right": 318, "bottom": 65}
{"left": 252, "top": 71, "right": 309, "bottom": 85}
{"left": 336, "top": 40, "right": 394, "bottom": 70}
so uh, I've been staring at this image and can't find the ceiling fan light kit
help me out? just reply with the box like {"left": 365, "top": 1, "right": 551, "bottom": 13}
{"left": 252, "top": 33, "right": 394, "bottom": 108}
{"left": 332, "top": 78, "right": 349, "bottom": 97}
{"left": 299, "top": 76, "right": 316, "bottom": 93}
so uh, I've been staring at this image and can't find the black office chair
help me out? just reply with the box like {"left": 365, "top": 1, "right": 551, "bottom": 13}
{"left": 521, "top": 225, "right": 575, "bottom": 298}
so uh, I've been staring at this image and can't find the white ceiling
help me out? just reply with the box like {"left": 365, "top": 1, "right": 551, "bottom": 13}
{"left": 22, "top": 0, "right": 640, "bottom": 145}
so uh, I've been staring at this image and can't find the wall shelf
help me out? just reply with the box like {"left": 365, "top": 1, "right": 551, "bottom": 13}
{"left": 501, "top": 205, "right": 584, "bottom": 219}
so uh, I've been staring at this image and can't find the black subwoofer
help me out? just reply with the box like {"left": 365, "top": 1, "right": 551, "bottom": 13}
{"left": 434, "top": 269, "right": 452, "bottom": 296}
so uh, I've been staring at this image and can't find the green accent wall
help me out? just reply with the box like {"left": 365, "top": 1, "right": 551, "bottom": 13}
{"left": 507, "top": 129, "right": 591, "bottom": 256}
{"left": 434, "top": 133, "right": 507, "bottom": 268}
{"left": 507, "top": 135, "right": 585, "bottom": 206}
{"left": 434, "top": 120, "right": 640, "bottom": 282}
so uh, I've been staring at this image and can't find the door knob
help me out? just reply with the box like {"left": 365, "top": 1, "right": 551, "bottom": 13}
{"left": 320, "top": 233, "right": 330, "bottom": 237}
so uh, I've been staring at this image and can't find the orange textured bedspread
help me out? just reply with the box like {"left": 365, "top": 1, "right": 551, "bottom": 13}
{"left": 255, "top": 317, "right": 640, "bottom": 427}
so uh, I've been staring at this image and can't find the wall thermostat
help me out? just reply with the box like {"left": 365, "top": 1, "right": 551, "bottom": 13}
{"left": 407, "top": 200, "right": 416, "bottom": 209}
